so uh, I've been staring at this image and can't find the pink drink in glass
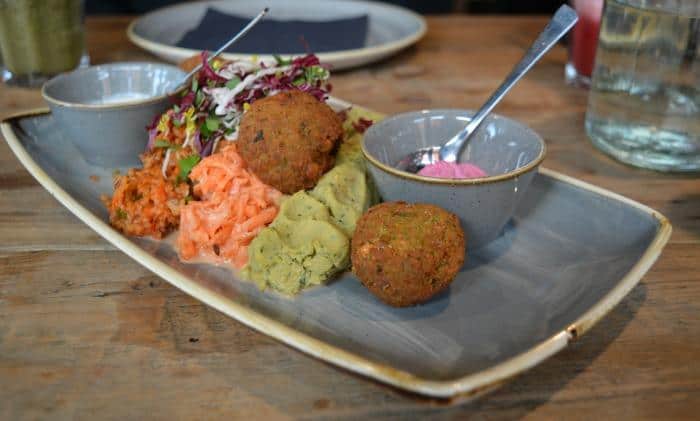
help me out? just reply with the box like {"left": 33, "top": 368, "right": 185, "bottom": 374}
{"left": 566, "top": 0, "right": 604, "bottom": 86}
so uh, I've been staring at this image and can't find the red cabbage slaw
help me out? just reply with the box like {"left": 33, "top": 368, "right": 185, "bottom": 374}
{"left": 146, "top": 53, "right": 333, "bottom": 177}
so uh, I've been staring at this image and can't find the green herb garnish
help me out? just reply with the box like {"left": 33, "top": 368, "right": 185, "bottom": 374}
{"left": 195, "top": 90, "right": 204, "bottom": 108}
{"left": 304, "top": 65, "right": 328, "bottom": 83}
{"left": 200, "top": 117, "right": 220, "bottom": 138}
{"left": 191, "top": 78, "right": 199, "bottom": 92}
{"left": 205, "top": 117, "right": 220, "bottom": 132}
{"left": 153, "top": 139, "right": 181, "bottom": 150}
{"left": 225, "top": 76, "right": 241, "bottom": 89}
{"left": 116, "top": 208, "right": 128, "bottom": 220}
{"left": 200, "top": 117, "right": 218, "bottom": 137}
{"left": 177, "top": 155, "right": 201, "bottom": 183}
{"left": 153, "top": 139, "right": 171, "bottom": 148}
{"left": 200, "top": 122, "right": 212, "bottom": 138}
{"left": 274, "top": 55, "right": 291, "bottom": 66}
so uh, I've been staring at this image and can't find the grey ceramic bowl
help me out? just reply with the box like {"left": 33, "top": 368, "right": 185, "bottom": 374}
{"left": 362, "top": 109, "right": 546, "bottom": 249}
{"left": 42, "top": 62, "right": 185, "bottom": 167}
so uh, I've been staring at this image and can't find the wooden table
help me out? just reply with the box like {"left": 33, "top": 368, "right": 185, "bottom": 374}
{"left": 1, "top": 16, "right": 698, "bottom": 420}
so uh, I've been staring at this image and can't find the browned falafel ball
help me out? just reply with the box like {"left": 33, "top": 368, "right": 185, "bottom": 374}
{"left": 237, "top": 90, "right": 344, "bottom": 194}
{"left": 351, "top": 202, "right": 466, "bottom": 307}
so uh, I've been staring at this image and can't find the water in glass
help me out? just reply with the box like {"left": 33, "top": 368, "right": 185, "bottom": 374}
{"left": 585, "top": 0, "right": 700, "bottom": 172}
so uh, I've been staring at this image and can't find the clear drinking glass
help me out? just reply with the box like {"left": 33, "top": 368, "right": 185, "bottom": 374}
{"left": 0, "top": 0, "right": 89, "bottom": 88}
{"left": 565, "top": 0, "right": 604, "bottom": 87}
{"left": 585, "top": 0, "right": 700, "bottom": 172}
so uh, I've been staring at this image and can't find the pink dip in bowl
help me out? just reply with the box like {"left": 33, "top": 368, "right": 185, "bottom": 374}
{"left": 417, "top": 161, "right": 488, "bottom": 179}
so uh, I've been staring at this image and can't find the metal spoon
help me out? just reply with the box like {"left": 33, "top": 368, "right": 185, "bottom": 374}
{"left": 170, "top": 7, "right": 269, "bottom": 94}
{"left": 396, "top": 5, "right": 578, "bottom": 174}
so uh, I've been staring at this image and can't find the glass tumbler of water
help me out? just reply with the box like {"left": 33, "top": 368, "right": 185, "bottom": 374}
{"left": 585, "top": 0, "right": 700, "bottom": 172}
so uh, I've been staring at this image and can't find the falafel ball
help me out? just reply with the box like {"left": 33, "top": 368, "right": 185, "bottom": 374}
{"left": 237, "top": 90, "right": 344, "bottom": 194}
{"left": 351, "top": 202, "right": 465, "bottom": 307}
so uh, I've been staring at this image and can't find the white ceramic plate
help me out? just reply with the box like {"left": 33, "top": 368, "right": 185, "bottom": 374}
{"left": 127, "top": 0, "right": 427, "bottom": 71}
{"left": 1, "top": 101, "right": 671, "bottom": 398}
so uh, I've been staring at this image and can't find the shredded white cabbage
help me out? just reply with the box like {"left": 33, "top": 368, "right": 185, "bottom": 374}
{"left": 161, "top": 149, "right": 172, "bottom": 177}
{"left": 206, "top": 65, "right": 291, "bottom": 116}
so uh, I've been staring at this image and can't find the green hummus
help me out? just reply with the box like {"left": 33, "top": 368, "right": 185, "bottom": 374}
{"left": 243, "top": 192, "right": 351, "bottom": 295}
{"left": 243, "top": 108, "right": 383, "bottom": 294}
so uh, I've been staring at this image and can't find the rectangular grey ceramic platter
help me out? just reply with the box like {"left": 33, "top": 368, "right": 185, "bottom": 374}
{"left": 1, "top": 109, "right": 670, "bottom": 398}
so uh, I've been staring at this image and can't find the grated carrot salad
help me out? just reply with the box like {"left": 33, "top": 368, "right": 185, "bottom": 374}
{"left": 177, "top": 142, "right": 282, "bottom": 268}
{"left": 104, "top": 148, "right": 192, "bottom": 239}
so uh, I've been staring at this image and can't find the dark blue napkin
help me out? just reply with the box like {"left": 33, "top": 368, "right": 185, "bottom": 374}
{"left": 177, "top": 8, "right": 369, "bottom": 54}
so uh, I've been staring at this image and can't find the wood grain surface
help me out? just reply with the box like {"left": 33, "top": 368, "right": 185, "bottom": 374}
{"left": 1, "top": 16, "right": 699, "bottom": 420}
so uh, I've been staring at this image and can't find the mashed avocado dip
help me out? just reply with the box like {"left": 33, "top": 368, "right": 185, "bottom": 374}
{"left": 243, "top": 109, "right": 382, "bottom": 295}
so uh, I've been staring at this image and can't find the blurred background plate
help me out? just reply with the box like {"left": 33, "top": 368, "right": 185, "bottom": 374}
{"left": 127, "top": 0, "right": 427, "bottom": 70}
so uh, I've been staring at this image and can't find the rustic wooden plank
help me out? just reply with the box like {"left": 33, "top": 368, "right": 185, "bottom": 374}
{"left": 0, "top": 245, "right": 697, "bottom": 419}
{"left": 0, "top": 187, "right": 112, "bottom": 252}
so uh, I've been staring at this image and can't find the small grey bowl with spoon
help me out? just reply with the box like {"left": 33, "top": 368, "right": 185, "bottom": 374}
{"left": 362, "top": 5, "right": 577, "bottom": 248}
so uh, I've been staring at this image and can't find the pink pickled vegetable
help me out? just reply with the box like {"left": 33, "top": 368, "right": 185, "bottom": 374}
{"left": 418, "top": 161, "right": 488, "bottom": 179}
